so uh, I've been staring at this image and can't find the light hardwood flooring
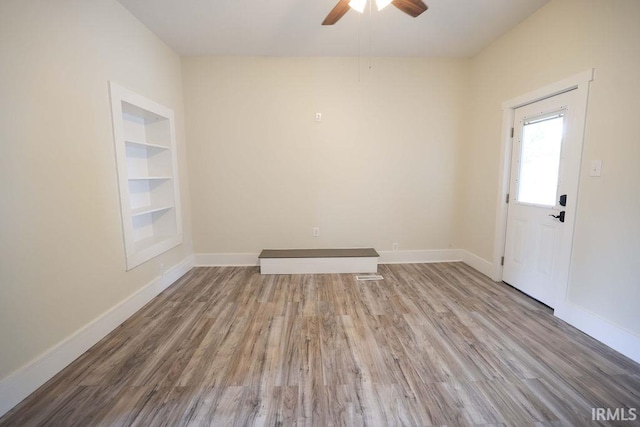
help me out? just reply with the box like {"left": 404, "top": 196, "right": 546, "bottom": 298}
{"left": 1, "top": 263, "right": 639, "bottom": 426}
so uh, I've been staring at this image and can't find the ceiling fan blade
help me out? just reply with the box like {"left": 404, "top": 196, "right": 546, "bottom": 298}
{"left": 391, "top": 0, "right": 428, "bottom": 18}
{"left": 322, "top": 0, "right": 351, "bottom": 25}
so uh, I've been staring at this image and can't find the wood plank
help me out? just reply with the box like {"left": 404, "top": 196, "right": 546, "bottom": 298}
{"left": 2, "top": 262, "right": 640, "bottom": 426}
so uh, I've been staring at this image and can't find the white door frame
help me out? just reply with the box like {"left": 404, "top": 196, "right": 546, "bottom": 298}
{"left": 491, "top": 69, "right": 594, "bottom": 308}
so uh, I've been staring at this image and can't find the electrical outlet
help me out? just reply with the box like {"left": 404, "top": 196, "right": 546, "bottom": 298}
{"left": 313, "top": 227, "right": 320, "bottom": 237}
{"left": 315, "top": 112, "right": 322, "bottom": 122}
{"left": 392, "top": 243, "right": 399, "bottom": 251}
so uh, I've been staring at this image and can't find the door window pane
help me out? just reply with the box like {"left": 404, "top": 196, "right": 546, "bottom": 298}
{"left": 517, "top": 114, "right": 564, "bottom": 206}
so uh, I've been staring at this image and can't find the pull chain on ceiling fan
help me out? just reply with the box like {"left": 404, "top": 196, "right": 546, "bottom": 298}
{"left": 322, "top": 0, "right": 428, "bottom": 25}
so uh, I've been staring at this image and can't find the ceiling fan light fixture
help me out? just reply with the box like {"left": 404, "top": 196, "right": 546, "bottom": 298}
{"left": 348, "top": 0, "right": 367, "bottom": 13}
{"left": 376, "top": 0, "right": 392, "bottom": 10}
{"left": 323, "top": 0, "right": 427, "bottom": 25}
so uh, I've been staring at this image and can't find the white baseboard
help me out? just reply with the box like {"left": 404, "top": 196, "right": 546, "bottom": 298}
{"left": 554, "top": 302, "right": 640, "bottom": 364}
{"left": 195, "top": 249, "right": 488, "bottom": 270}
{"left": 0, "top": 255, "right": 195, "bottom": 418}
{"left": 196, "top": 250, "right": 464, "bottom": 270}
{"left": 195, "top": 252, "right": 259, "bottom": 266}
{"left": 377, "top": 249, "right": 462, "bottom": 264}
{"left": 459, "top": 250, "right": 495, "bottom": 279}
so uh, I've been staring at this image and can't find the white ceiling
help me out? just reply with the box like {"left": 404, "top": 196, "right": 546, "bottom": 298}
{"left": 117, "top": 0, "right": 550, "bottom": 57}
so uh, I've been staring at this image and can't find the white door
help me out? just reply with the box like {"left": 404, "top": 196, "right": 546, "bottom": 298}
{"left": 503, "top": 90, "right": 582, "bottom": 308}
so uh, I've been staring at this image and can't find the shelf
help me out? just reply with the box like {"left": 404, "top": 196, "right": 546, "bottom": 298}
{"left": 122, "top": 102, "right": 167, "bottom": 124}
{"left": 125, "top": 139, "right": 170, "bottom": 150}
{"left": 110, "top": 81, "right": 182, "bottom": 270}
{"left": 128, "top": 176, "right": 172, "bottom": 181}
{"left": 131, "top": 205, "right": 174, "bottom": 217}
{"left": 134, "top": 234, "right": 174, "bottom": 252}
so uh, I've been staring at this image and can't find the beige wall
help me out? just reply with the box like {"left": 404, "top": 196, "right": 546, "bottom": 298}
{"left": 0, "top": 0, "right": 192, "bottom": 379}
{"left": 460, "top": 0, "right": 640, "bottom": 334}
{"left": 183, "top": 57, "right": 468, "bottom": 254}
{"left": 2, "top": 0, "right": 637, "bottom": 390}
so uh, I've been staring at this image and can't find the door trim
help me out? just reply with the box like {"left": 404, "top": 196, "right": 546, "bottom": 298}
{"left": 492, "top": 69, "right": 594, "bottom": 307}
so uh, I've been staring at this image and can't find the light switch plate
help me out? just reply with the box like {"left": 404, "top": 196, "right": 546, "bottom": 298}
{"left": 590, "top": 160, "right": 602, "bottom": 177}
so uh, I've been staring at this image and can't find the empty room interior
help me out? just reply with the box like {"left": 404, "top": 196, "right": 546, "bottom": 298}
{"left": 1, "top": 0, "right": 640, "bottom": 425}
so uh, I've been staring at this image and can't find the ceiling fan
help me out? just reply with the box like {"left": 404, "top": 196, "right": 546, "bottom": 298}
{"left": 322, "top": 0, "right": 428, "bottom": 25}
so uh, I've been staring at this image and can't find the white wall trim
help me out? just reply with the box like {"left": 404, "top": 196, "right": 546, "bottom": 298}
{"left": 0, "top": 255, "right": 195, "bottom": 418}
{"left": 459, "top": 250, "right": 494, "bottom": 279}
{"left": 500, "top": 69, "right": 595, "bottom": 110}
{"left": 196, "top": 250, "right": 464, "bottom": 267}
{"left": 376, "top": 249, "right": 462, "bottom": 264}
{"left": 555, "top": 302, "right": 640, "bottom": 364}
{"left": 491, "top": 105, "right": 515, "bottom": 282}
{"left": 195, "top": 252, "right": 260, "bottom": 266}
{"left": 195, "top": 249, "right": 499, "bottom": 271}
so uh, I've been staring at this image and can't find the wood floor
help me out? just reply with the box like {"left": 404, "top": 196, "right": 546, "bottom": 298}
{"left": 1, "top": 263, "right": 639, "bottom": 426}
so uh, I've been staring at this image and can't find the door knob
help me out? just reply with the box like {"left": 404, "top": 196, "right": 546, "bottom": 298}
{"left": 549, "top": 211, "right": 565, "bottom": 222}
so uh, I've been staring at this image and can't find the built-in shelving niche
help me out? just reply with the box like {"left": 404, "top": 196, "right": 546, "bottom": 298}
{"left": 109, "top": 82, "right": 182, "bottom": 270}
